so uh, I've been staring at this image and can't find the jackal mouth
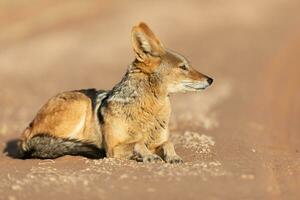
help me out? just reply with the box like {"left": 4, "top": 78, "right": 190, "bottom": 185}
{"left": 183, "top": 82, "right": 209, "bottom": 90}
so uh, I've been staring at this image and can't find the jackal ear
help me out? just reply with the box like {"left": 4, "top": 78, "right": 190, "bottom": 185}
{"left": 131, "top": 22, "right": 165, "bottom": 62}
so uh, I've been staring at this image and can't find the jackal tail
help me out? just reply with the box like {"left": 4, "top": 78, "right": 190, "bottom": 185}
{"left": 19, "top": 134, "right": 105, "bottom": 159}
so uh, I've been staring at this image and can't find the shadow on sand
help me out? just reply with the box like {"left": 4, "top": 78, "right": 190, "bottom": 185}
{"left": 3, "top": 138, "right": 21, "bottom": 159}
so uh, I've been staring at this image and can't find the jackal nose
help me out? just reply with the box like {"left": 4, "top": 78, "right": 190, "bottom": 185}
{"left": 207, "top": 77, "right": 213, "bottom": 85}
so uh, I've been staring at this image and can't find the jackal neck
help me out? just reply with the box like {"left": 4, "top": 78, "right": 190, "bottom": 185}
{"left": 107, "top": 64, "right": 168, "bottom": 104}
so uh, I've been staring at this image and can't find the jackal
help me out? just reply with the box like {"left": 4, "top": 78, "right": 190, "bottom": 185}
{"left": 19, "top": 22, "right": 213, "bottom": 163}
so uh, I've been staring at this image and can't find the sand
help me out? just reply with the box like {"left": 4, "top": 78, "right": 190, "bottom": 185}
{"left": 0, "top": 0, "right": 300, "bottom": 199}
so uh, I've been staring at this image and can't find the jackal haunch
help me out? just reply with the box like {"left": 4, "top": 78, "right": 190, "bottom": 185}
{"left": 19, "top": 22, "right": 213, "bottom": 163}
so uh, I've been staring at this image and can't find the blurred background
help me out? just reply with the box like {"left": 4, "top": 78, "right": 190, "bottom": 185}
{"left": 0, "top": 0, "right": 300, "bottom": 199}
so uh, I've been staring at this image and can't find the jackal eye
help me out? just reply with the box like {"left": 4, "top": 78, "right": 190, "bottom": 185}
{"left": 179, "top": 64, "right": 188, "bottom": 71}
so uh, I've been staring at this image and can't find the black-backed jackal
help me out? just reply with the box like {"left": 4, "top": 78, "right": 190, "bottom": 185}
{"left": 19, "top": 22, "right": 213, "bottom": 163}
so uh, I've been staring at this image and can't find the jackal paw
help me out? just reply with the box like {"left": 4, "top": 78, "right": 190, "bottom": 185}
{"left": 165, "top": 155, "right": 183, "bottom": 164}
{"left": 141, "top": 154, "right": 163, "bottom": 163}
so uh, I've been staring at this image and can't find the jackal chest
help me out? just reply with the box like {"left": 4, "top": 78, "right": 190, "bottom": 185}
{"left": 130, "top": 102, "right": 171, "bottom": 148}
{"left": 102, "top": 96, "right": 171, "bottom": 148}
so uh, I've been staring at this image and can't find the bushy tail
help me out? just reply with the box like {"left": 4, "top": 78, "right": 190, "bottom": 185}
{"left": 19, "top": 134, "right": 105, "bottom": 159}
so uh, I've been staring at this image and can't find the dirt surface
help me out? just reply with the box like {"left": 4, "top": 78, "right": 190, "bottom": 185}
{"left": 1, "top": 0, "right": 300, "bottom": 199}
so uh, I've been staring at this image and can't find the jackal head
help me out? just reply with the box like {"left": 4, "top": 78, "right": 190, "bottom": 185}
{"left": 131, "top": 22, "right": 213, "bottom": 93}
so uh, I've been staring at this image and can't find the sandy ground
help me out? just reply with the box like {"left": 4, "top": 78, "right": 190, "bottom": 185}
{"left": 0, "top": 0, "right": 300, "bottom": 199}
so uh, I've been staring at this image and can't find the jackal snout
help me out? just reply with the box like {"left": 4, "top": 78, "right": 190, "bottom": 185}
{"left": 184, "top": 66, "right": 214, "bottom": 90}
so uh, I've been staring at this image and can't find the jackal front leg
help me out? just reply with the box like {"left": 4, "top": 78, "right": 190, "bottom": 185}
{"left": 158, "top": 141, "right": 183, "bottom": 164}
{"left": 108, "top": 142, "right": 162, "bottom": 163}
{"left": 133, "top": 142, "right": 162, "bottom": 163}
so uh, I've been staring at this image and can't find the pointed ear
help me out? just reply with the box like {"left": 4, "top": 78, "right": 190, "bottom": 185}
{"left": 131, "top": 22, "right": 165, "bottom": 62}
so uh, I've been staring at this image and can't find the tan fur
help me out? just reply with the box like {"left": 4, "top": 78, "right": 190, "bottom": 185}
{"left": 21, "top": 91, "right": 102, "bottom": 148}
{"left": 20, "top": 22, "right": 213, "bottom": 163}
